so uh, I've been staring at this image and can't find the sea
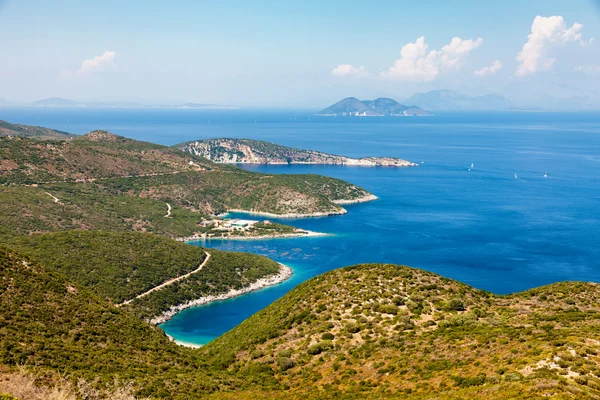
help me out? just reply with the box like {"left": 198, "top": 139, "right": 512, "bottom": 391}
{"left": 2, "top": 107, "right": 599, "bottom": 346}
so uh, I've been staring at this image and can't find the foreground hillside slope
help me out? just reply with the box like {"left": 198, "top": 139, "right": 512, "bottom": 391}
{"left": 205, "top": 264, "right": 600, "bottom": 399}
{"left": 0, "top": 246, "right": 242, "bottom": 398}
{"left": 179, "top": 138, "right": 417, "bottom": 167}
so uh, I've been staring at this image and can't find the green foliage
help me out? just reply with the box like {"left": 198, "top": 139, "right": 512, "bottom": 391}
{"left": 0, "top": 246, "right": 240, "bottom": 398}
{"left": 7, "top": 231, "right": 208, "bottom": 303}
{"left": 127, "top": 249, "right": 281, "bottom": 320}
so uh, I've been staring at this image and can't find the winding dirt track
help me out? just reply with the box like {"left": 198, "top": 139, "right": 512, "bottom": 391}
{"left": 119, "top": 251, "right": 211, "bottom": 306}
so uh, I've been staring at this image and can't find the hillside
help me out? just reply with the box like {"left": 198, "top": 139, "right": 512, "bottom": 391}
{"left": 6, "top": 231, "right": 284, "bottom": 320}
{"left": 317, "top": 97, "right": 431, "bottom": 116}
{"left": 0, "top": 120, "right": 75, "bottom": 141}
{"left": 178, "top": 138, "right": 417, "bottom": 167}
{"left": 405, "top": 90, "right": 515, "bottom": 111}
{"left": 0, "top": 131, "right": 374, "bottom": 217}
{"left": 204, "top": 264, "right": 600, "bottom": 399}
{"left": 0, "top": 246, "right": 242, "bottom": 398}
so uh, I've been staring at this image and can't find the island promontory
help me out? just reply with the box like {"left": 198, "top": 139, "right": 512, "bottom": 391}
{"left": 178, "top": 138, "right": 418, "bottom": 167}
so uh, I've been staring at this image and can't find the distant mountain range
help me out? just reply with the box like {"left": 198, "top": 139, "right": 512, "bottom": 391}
{"left": 317, "top": 97, "right": 431, "bottom": 116}
{"left": 27, "top": 97, "right": 238, "bottom": 109}
{"left": 404, "top": 90, "right": 517, "bottom": 111}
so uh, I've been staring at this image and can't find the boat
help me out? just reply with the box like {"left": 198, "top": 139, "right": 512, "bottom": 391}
{"left": 471, "top": 163, "right": 474, "bottom": 168}
{"left": 514, "top": 173, "right": 518, "bottom": 179}
{"left": 544, "top": 172, "right": 548, "bottom": 178}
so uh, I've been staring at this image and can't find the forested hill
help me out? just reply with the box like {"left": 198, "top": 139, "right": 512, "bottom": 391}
{"left": 178, "top": 138, "right": 418, "bottom": 167}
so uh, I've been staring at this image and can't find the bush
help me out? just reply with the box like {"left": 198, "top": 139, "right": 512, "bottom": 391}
{"left": 444, "top": 299, "right": 465, "bottom": 311}
{"left": 277, "top": 357, "right": 295, "bottom": 371}
{"left": 307, "top": 341, "right": 334, "bottom": 355}
{"left": 321, "top": 332, "right": 335, "bottom": 340}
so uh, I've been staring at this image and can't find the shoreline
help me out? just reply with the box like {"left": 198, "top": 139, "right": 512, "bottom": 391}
{"left": 219, "top": 208, "right": 347, "bottom": 218}
{"left": 152, "top": 263, "right": 293, "bottom": 326}
{"left": 333, "top": 194, "right": 378, "bottom": 205}
{"left": 176, "top": 229, "right": 331, "bottom": 242}
{"left": 213, "top": 160, "right": 418, "bottom": 167}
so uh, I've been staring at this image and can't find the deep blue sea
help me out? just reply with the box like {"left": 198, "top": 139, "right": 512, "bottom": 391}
{"left": 2, "top": 107, "right": 599, "bottom": 345}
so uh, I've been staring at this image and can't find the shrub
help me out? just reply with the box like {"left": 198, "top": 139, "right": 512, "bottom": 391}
{"left": 277, "top": 357, "right": 295, "bottom": 371}
{"left": 444, "top": 299, "right": 465, "bottom": 311}
{"left": 307, "top": 341, "right": 334, "bottom": 355}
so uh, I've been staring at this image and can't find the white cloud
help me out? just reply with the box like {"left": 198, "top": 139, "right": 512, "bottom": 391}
{"left": 61, "top": 51, "right": 117, "bottom": 78}
{"left": 380, "top": 36, "right": 483, "bottom": 82}
{"left": 331, "top": 64, "right": 369, "bottom": 78}
{"left": 516, "top": 16, "right": 584, "bottom": 77}
{"left": 474, "top": 60, "right": 503, "bottom": 77}
{"left": 575, "top": 65, "right": 600, "bottom": 75}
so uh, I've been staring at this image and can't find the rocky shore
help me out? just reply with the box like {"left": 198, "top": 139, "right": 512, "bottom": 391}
{"left": 176, "top": 229, "right": 330, "bottom": 242}
{"left": 220, "top": 208, "right": 349, "bottom": 218}
{"left": 151, "top": 263, "right": 293, "bottom": 325}
{"left": 333, "top": 194, "right": 379, "bottom": 205}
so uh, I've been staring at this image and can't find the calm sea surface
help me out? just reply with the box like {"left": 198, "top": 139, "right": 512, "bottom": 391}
{"left": 2, "top": 108, "right": 599, "bottom": 345}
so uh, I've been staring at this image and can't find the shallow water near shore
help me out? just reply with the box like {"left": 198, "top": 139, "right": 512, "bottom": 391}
{"left": 2, "top": 108, "right": 599, "bottom": 345}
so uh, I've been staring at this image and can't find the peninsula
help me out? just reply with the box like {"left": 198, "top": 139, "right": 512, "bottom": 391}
{"left": 178, "top": 138, "right": 418, "bottom": 167}
{"left": 316, "top": 97, "right": 432, "bottom": 116}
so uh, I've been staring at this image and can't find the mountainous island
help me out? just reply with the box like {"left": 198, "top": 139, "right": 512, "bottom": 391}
{"left": 178, "top": 138, "right": 418, "bottom": 167}
{"left": 317, "top": 97, "right": 432, "bottom": 116}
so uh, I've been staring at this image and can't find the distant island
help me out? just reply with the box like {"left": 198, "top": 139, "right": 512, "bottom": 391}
{"left": 405, "top": 90, "right": 516, "bottom": 111}
{"left": 178, "top": 138, "right": 418, "bottom": 167}
{"left": 27, "top": 97, "right": 238, "bottom": 109}
{"left": 316, "top": 97, "right": 432, "bottom": 116}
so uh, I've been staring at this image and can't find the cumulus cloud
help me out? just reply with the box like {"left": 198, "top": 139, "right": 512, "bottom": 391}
{"left": 331, "top": 64, "right": 369, "bottom": 78}
{"left": 380, "top": 36, "right": 483, "bottom": 82}
{"left": 474, "top": 60, "right": 503, "bottom": 77}
{"left": 516, "top": 16, "right": 584, "bottom": 76}
{"left": 61, "top": 51, "right": 117, "bottom": 78}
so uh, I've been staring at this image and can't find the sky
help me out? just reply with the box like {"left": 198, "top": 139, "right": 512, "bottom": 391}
{"left": 1, "top": 0, "right": 600, "bottom": 107}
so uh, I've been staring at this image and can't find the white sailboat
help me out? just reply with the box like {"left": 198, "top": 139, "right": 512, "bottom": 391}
{"left": 544, "top": 171, "right": 548, "bottom": 178}
{"left": 471, "top": 163, "right": 474, "bottom": 168}
{"left": 514, "top": 173, "right": 518, "bottom": 179}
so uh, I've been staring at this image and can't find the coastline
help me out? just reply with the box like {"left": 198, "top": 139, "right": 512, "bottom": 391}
{"left": 152, "top": 263, "right": 293, "bottom": 326}
{"left": 176, "top": 229, "right": 331, "bottom": 243}
{"left": 218, "top": 208, "right": 348, "bottom": 218}
{"left": 333, "top": 194, "right": 378, "bottom": 205}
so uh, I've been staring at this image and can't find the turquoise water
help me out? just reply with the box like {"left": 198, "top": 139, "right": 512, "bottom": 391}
{"left": 1, "top": 108, "right": 599, "bottom": 345}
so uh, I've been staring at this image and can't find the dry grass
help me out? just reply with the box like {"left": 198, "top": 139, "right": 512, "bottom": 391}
{"left": 0, "top": 368, "right": 146, "bottom": 400}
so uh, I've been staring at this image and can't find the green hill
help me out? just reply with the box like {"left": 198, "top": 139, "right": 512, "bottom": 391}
{"left": 0, "top": 120, "right": 75, "bottom": 141}
{"left": 0, "top": 131, "right": 373, "bottom": 217}
{"left": 0, "top": 246, "right": 238, "bottom": 398}
{"left": 204, "top": 264, "right": 600, "bottom": 399}
{"left": 6, "top": 231, "right": 282, "bottom": 320}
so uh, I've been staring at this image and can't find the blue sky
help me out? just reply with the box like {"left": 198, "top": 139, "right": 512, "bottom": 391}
{"left": 1, "top": 0, "right": 600, "bottom": 107}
